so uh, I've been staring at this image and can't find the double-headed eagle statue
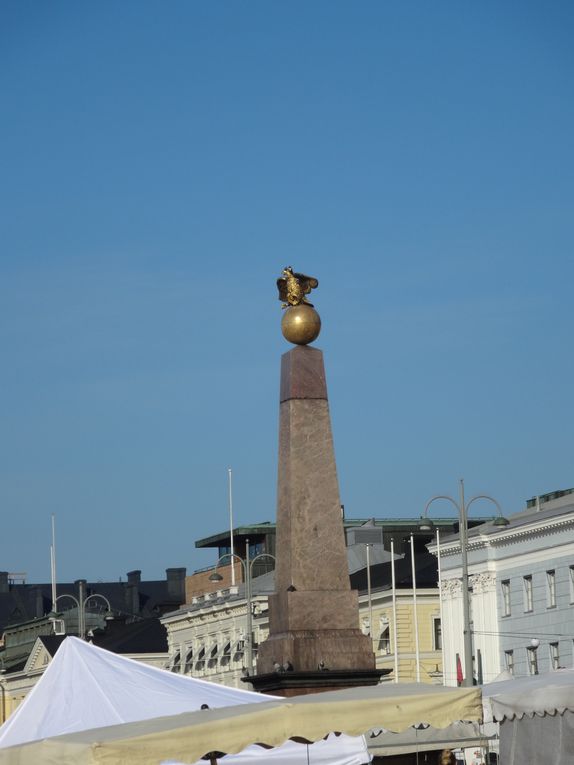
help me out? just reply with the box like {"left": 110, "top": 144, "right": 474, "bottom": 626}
{"left": 277, "top": 266, "right": 319, "bottom": 308}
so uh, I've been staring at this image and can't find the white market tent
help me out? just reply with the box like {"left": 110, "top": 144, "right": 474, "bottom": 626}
{"left": 481, "top": 668, "right": 574, "bottom": 765}
{"left": 366, "top": 720, "right": 497, "bottom": 758}
{"left": 365, "top": 668, "right": 574, "bottom": 762}
{"left": 0, "top": 637, "right": 368, "bottom": 765}
{"left": 0, "top": 637, "right": 482, "bottom": 765}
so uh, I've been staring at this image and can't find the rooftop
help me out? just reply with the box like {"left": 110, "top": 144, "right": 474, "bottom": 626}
{"left": 194, "top": 517, "right": 495, "bottom": 549}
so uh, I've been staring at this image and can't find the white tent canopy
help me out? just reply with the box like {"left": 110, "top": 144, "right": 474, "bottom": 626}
{"left": 0, "top": 637, "right": 368, "bottom": 765}
{"left": 481, "top": 668, "right": 574, "bottom": 765}
{"left": 482, "top": 667, "right": 574, "bottom": 722}
{"left": 366, "top": 720, "right": 496, "bottom": 758}
{"left": 0, "top": 653, "right": 481, "bottom": 765}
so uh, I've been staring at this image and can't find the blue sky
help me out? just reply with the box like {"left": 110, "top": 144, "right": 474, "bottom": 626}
{"left": 1, "top": 1, "right": 573, "bottom": 583}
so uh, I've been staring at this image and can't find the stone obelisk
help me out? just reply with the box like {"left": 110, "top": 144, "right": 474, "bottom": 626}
{"left": 251, "top": 268, "right": 384, "bottom": 695}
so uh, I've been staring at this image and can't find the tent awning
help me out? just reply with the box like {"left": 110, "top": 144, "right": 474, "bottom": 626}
{"left": 482, "top": 668, "right": 574, "bottom": 722}
{"left": 0, "top": 636, "right": 371, "bottom": 765}
{"left": 1, "top": 680, "right": 482, "bottom": 765}
{"left": 367, "top": 721, "right": 499, "bottom": 756}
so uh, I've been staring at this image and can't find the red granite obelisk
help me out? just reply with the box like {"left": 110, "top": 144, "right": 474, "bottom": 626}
{"left": 251, "top": 295, "right": 384, "bottom": 694}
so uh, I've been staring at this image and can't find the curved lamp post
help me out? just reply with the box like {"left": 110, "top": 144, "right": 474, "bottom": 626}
{"left": 419, "top": 479, "right": 508, "bottom": 687}
{"left": 209, "top": 538, "right": 276, "bottom": 676}
{"left": 55, "top": 592, "right": 113, "bottom": 640}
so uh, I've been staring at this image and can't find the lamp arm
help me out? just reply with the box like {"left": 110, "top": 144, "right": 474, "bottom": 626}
{"left": 83, "top": 594, "right": 112, "bottom": 612}
{"left": 423, "top": 495, "right": 461, "bottom": 518}
{"left": 215, "top": 552, "right": 247, "bottom": 577}
{"left": 54, "top": 593, "right": 80, "bottom": 610}
{"left": 465, "top": 494, "right": 503, "bottom": 517}
{"left": 248, "top": 553, "right": 277, "bottom": 575}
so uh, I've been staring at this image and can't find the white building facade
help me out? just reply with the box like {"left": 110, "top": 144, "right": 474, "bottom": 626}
{"left": 431, "top": 489, "right": 574, "bottom": 685}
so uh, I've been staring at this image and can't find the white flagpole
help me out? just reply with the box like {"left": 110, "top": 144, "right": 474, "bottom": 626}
{"left": 411, "top": 534, "right": 421, "bottom": 682}
{"left": 436, "top": 528, "right": 446, "bottom": 685}
{"left": 366, "top": 543, "right": 373, "bottom": 642}
{"left": 51, "top": 514, "right": 57, "bottom": 612}
{"left": 391, "top": 538, "right": 399, "bottom": 683}
{"left": 228, "top": 468, "right": 236, "bottom": 587}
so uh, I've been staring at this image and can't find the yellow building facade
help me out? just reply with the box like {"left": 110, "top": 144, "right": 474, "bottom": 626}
{"left": 162, "top": 578, "right": 443, "bottom": 687}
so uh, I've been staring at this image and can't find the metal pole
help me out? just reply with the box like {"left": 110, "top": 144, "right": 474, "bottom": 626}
{"left": 366, "top": 544, "right": 373, "bottom": 642}
{"left": 78, "top": 580, "right": 86, "bottom": 640}
{"left": 245, "top": 538, "right": 253, "bottom": 675}
{"left": 51, "top": 514, "right": 57, "bottom": 612}
{"left": 410, "top": 534, "right": 421, "bottom": 682}
{"left": 459, "top": 479, "right": 473, "bottom": 687}
{"left": 228, "top": 468, "right": 235, "bottom": 587}
{"left": 391, "top": 538, "right": 399, "bottom": 683}
{"left": 0, "top": 675, "right": 5, "bottom": 725}
{"left": 436, "top": 528, "right": 446, "bottom": 685}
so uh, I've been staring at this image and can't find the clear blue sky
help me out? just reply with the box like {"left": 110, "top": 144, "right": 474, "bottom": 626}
{"left": 1, "top": 1, "right": 573, "bottom": 583}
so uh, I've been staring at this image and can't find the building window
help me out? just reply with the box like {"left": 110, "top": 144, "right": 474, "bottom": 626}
{"left": 195, "top": 646, "right": 206, "bottom": 671}
{"left": 547, "top": 570, "right": 556, "bottom": 608}
{"left": 233, "top": 638, "right": 245, "bottom": 659}
{"left": 527, "top": 646, "right": 538, "bottom": 675}
{"left": 171, "top": 651, "right": 181, "bottom": 673}
{"left": 207, "top": 642, "right": 219, "bottom": 669}
{"left": 184, "top": 647, "right": 193, "bottom": 673}
{"left": 569, "top": 566, "right": 574, "bottom": 603}
{"left": 550, "top": 642, "right": 560, "bottom": 670}
{"left": 221, "top": 640, "right": 231, "bottom": 667}
{"left": 501, "top": 580, "right": 511, "bottom": 617}
{"left": 249, "top": 542, "right": 264, "bottom": 559}
{"left": 378, "top": 625, "right": 391, "bottom": 655}
{"left": 523, "top": 575, "right": 533, "bottom": 612}
{"left": 433, "top": 617, "right": 442, "bottom": 651}
{"left": 361, "top": 617, "right": 370, "bottom": 636}
{"left": 505, "top": 650, "right": 514, "bottom": 676}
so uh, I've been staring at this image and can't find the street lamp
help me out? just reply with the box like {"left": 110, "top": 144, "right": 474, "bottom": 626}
{"left": 55, "top": 591, "right": 113, "bottom": 640}
{"left": 209, "top": 537, "right": 276, "bottom": 676}
{"left": 419, "top": 479, "right": 507, "bottom": 687}
{"left": 529, "top": 638, "right": 540, "bottom": 675}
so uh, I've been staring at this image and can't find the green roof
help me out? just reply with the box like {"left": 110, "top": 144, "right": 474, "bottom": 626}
{"left": 195, "top": 516, "right": 494, "bottom": 549}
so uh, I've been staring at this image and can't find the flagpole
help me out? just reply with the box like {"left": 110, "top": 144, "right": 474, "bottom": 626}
{"left": 51, "top": 514, "right": 57, "bottom": 612}
{"left": 391, "top": 538, "right": 399, "bottom": 683}
{"left": 410, "top": 534, "right": 421, "bottom": 682}
{"left": 228, "top": 468, "right": 236, "bottom": 587}
{"left": 436, "top": 528, "right": 446, "bottom": 685}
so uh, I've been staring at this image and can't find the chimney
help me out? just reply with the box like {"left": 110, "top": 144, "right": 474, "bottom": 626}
{"left": 126, "top": 570, "right": 141, "bottom": 617}
{"left": 166, "top": 568, "right": 186, "bottom": 604}
{"left": 32, "top": 586, "right": 44, "bottom": 618}
{"left": 0, "top": 572, "right": 9, "bottom": 594}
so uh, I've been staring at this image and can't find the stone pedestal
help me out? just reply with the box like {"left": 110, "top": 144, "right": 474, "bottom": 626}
{"left": 251, "top": 345, "right": 383, "bottom": 695}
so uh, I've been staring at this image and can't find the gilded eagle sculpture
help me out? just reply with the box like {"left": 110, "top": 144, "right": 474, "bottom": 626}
{"left": 277, "top": 266, "right": 319, "bottom": 309}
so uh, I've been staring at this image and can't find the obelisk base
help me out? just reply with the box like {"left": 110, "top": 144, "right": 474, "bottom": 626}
{"left": 247, "top": 667, "right": 390, "bottom": 697}
{"left": 257, "top": 625, "right": 375, "bottom": 673}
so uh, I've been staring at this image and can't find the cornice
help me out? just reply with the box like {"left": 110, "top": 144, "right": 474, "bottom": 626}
{"left": 433, "top": 515, "right": 574, "bottom": 557}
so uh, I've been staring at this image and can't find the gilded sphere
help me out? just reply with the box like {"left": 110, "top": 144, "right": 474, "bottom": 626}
{"left": 281, "top": 304, "right": 321, "bottom": 345}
